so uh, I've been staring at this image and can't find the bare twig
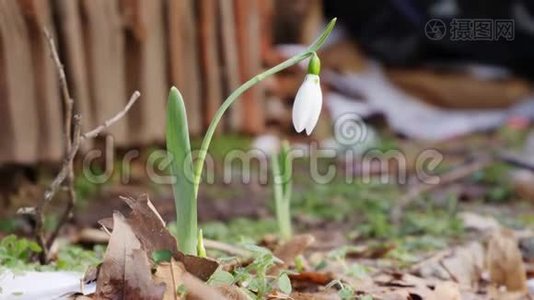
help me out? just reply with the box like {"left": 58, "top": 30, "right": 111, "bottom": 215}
{"left": 38, "top": 29, "right": 77, "bottom": 262}
{"left": 169, "top": 260, "right": 178, "bottom": 300}
{"left": 390, "top": 157, "right": 492, "bottom": 224}
{"left": 82, "top": 91, "right": 141, "bottom": 140}
{"left": 37, "top": 28, "right": 140, "bottom": 262}
{"left": 497, "top": 152, "right": 534, "bottom": 172}
{"left": 46, "top": 118, "right": 82, "bottom": 249}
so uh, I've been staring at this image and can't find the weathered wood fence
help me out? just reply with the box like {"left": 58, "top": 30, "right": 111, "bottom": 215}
{"left": 0, "top": 0, "right": 273, "bottom": 164}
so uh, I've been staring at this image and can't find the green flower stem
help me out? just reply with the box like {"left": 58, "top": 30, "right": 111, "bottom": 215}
{"left": 193, "top": 18, "right": 337, "bottom": 196}
{"left": 272, "top": 152, "right": 292, "bottom": 241}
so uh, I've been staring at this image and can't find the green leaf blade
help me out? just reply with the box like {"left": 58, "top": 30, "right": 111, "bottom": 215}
{"left": 166, "top": 87, "right": 197, "bottom": 255}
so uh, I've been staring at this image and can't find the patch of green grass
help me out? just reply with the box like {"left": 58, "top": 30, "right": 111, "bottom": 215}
{"left": 52, "top": 245, "right": 105, "bottom": 271}
{"left": 0, "top": 235, "right": 104, "bottom": 273}
{"left": 290, "top": 173, "right": 466, "bottom": 261}
{"left": 209, "top": 244, "right": 294, "bottom": 299}
{"left": 401, "top": 210, "right": 463, "bottom": 237}
{"left": 292, "top": 178, "right": 398, "bottom": 224}
{"left": 471, "top": 162, "right": 513, "bottom": 203}
{"left": 0, "top": 235, "right": 41, "bottom": 271}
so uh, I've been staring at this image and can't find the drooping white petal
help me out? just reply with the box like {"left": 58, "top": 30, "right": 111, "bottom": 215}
{"left": 292, "top": 75, "right": 322, "bottom": 135}
{"left": 304, "top": 77, "right": 322, "bottom": 135}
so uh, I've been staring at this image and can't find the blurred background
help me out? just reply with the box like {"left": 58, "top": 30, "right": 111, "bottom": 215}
{"left": 3, "top": 0, "right": 534, "bottom": 249}
{"left": 2, "top": 0, "right": 534, "bottom": 161}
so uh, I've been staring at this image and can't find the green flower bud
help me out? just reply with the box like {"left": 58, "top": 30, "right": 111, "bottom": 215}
{"left": 307, "top": 52, "right": 321, "bottom": 75}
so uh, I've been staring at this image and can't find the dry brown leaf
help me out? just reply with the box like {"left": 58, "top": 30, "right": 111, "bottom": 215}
{"left": 126, "top": 195, "right": 218, "bottom": 280}
{"left": 153, "top": 259, "right": 227, "bottom": 300}
{"left": 269, "top": 234, "right": 315, "bottom": 275}
{"left": 154, "top": 260, "right": 186, "bottom": 300}
{"left": 121, "top": 194, "right": 183, "bottom": 256}
{"left": 433, "top": 281, "right": 462, "bottom": 300}
{"left": 459, "top": 212, "right": 500, "bottom": 232}
{"left": 370, "top": 272, "right": 443, "bottom": 300}
{"left": 182, "top": 272, "right": 227, "bottom": 300}
{"left": 95, "top": 212, "right": 166, "bottom": 299}
{"left": 100, "top": 195, "right": 218, "bottom": 281}
{"left": 289, "top": 271, "right": 334, "bottom": 285}
{"left": 486, "top": 229, "right": 528, "bottom": 294}
{"left": 488, "top": 287, "right": 529, "bottom": 300}
{"left": 441, "top": 242, "right": 485, "bottom": 290}
{"left": 345, "top": 243, "right": 395, "bottom": 260}
{"left": 216, "top": 285, "right": 249, "bottom": 300}
{"left": 274, "top": 234, "right": 315, "bottom": 263}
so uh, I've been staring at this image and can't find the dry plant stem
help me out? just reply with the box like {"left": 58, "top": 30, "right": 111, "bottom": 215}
{"left": 390, "top": 157, "right": 492, "bottom": 224}
{"left": 169, "top": 260, "right": 178, "bottom": 300}
{"left": 39, "top": 29, "right": 77, "bottom": 262}
{"left": 37, "top": 27, "right": 140, "bottom": 262}
{"left": 37, "top": 92, "right": 140, "bottom": 259}
{"left": 82, "top": 91, "right": 141, "bottom": 139}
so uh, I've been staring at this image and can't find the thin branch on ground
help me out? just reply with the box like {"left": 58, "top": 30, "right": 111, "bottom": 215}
{"left": 35, "top": 28, "right": 140, "bottom": 263}
{"left": 390, "top": 157, "right": 492, "bottom": 225}
{"left": 497, "top": 152, "right": 534, "bottom": 172}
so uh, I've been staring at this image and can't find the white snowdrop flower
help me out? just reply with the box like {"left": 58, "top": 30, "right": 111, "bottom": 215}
{"left": 292, "top": 53, "right": 322, "bottom": 135}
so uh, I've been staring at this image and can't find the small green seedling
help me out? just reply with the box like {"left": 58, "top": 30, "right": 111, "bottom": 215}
{"left": 166, "top": 18, "right": 336, "bottom": 255}
{"left": 0, "top": 235, "right": 41, "bottom": 271}
{"left": 232, "top": 244, "right": 290, "bottom": 299}
{"left": 326, "top": 280, "right": 357, "bottom": 300}
{"left": 271, "top": 141, "right": 293, "bottom": 241}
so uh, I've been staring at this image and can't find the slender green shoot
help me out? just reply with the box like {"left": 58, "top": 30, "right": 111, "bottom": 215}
{"left": 271, "top": 141, "right": 293, "bottom": 241}
{"left": 197, "top": 229, "right": 206, "bottom": 258}
{"left": 166, "top": 88, "right": 197, "bottom": 255}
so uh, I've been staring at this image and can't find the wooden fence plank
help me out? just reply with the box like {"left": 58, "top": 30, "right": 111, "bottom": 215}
{"left": 199, "top": 0, "right": 223, "bottom": 132}
{"left": 0, "top": 0, "right": 272, "bottom": 165}
{"left": 81, "top": 0, "right": 127, "bottom": 145}
{"left": 235, "top": 0, "right": 265, "bottom": 134}
{"left": 219, "top": 0, "right": 242, "bottom": 132}
{"left": 0, "top": 0, "right": 38, "bottom": 164}
{"left": 55, "top": 0, "right": 93, "bottom": 142}
{"left": 259, "top": 0, "right": 274, "bottom": 61}
{"left": 18, "top": 0, "right": 63, "bottom": 162}
{"left": 167, "top": 0, "right": 202, "bottom": 136}
{"left": 122, "top": 0, "right": 167, "bottom": 144}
